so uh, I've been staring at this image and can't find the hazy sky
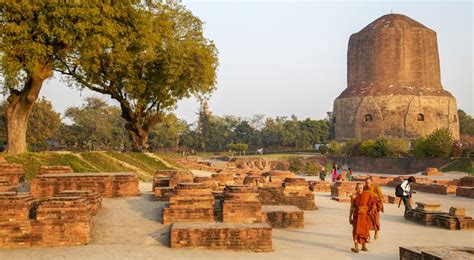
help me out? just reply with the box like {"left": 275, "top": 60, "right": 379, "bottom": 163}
{"left": 14, "top": 0, "right": 474, "bottom": 123}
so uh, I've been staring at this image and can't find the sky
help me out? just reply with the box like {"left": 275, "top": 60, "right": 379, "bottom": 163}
{"left": 10, "top": 0, "right": 473, "bottom": 124}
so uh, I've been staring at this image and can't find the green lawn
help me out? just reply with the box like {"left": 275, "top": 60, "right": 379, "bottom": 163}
{"left": 80, "top": 152, "right": 134, "bottom": 172}
{"left": 106, "top": 152, "right": 170, "bottom": 175}
{"left": 441, "top": 158, "right": 474, "bottom": 174}
{"left": 4, "top": 152, "right": 98, "bottom": 180}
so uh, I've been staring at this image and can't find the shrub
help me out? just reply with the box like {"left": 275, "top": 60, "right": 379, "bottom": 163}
{"left": 342, "top": 140, "right": 358, "bottom": 156}
{"left": 328, "top": 141, "right": 343, "bottom": 155}
{"left": 360, "top": 140, "right": 376, "bottom": 156}
{"left": 287, "top": 156, "right": 305, "bottom": 173}
{"left": 388, "top": 139, "right": 410, "bottom": 156}
{"left": 411, "top": 128, "right": 453, "bottom": 157}
{"left": 319, "top": 144, "right": 329, "bottom": 155}
{"left": 372, "top": 138, "right": 390, "bottom": 157}
{"left": 304, "top": 161, "right": 322, "bottom": 176}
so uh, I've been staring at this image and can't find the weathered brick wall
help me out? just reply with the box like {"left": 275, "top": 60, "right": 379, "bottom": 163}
{"left": 211, "top": 173, "right": 235, "bottom": 189}
{"left": 308, "top": 181, "right": 332, "bottom": 192}
{"left": 328, "top": 156, "right": 453, "bottom": 175}
{"left": 162, "top": 183, "right": 215, "bottom": 224}
{"left": 171, "top": 223, "right": 272, "bottom": 252}
{"left": 30, "top": 172, "right": 139, "bottom": 199}
{"left": 282, "top": 178, "right": 317, "bottom": 210}
{"left": 0, "top": 163, "right": 25, "bottom": 192}
{"left": 400, "top": 246, "right": 474, "bottom": 259}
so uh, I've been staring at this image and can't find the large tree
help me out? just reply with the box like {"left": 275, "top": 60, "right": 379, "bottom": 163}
{"left": 0, "top": 1, "right": 103, "bottom": 154}
{"left": 57, "top": 1, "right": 218, "bottom": 151}
{"left": 0, "top": 97, "right": 62, "bottom": 151}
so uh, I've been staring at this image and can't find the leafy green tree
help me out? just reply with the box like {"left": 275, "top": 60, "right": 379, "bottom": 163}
{"left": 27, "top": 98, "right": 62, "bottom": 151}
{"left": 63, "top": 97, "right": 129, "bottom": 151}
{"left": 458, "top": 109, "right": 474, "bottom": 136}
{"left": 149, "top": 113, "right": 189, "bottom": 151}
{"left": 57, "top": 1, "right": 218, "bottom": 151}
{"left": 0, "top": 1, "right": 99, "bottom": 154}
{"left": 388, "top": 139, "right": 409, "bottom": 156}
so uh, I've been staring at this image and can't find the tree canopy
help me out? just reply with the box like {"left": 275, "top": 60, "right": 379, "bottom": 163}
{"left": 56, "top": 1, "right": 218, "bottom": 151}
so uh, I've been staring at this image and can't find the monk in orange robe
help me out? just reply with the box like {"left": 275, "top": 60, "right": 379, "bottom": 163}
{"left": 349, "top": 183, "right": 374, "bottom": 253}
{"left": 365, "top": 177, "right": 384, "bottom": 240}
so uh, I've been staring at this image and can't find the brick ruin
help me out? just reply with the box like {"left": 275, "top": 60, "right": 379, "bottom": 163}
{"left": 0, "top": 163, "right": 25, "bottom": 192}
{"left": 331, "top": 181, "right": 362, "bottom": 202}
{"left": 162, "top": 183, "right": 215, "bottom": 224}
{"left": 36, "top": 166, "right": 74, "bottom": 175}
{"left": 257, "top": 177, "right": 317, "bottom": 210}
{"left": 31, "top": 172, "right": 139, "bottom": 199}
{"left": 422, "top": 167, "right": 442, "bottom": 176}
{"left": 400, "top": 246, "right": 474, "bottom": 260}
{"left": 262, "top": 205, "right": 304, "bottom": 229}
{"left": 0, "top": 192, "right": 92, "bottom": 248}
{"left": 171, "top": 223, "right": 272, "bottom": 252}
{"left": 222, "top": 185, "right": 265, "bottom": 224}
{"left": 405, "top": 202, "right": 473, "bottom": 230}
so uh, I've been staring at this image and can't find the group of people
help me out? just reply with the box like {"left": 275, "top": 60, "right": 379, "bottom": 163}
{"left": 330, "top": 164, "right": 353, "bottom": 182}
{"left": 349, "top": 176, "right": 416, "bottom": 253}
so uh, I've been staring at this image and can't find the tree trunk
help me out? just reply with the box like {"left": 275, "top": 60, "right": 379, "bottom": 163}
{"left": 125, "top": 122, "right": 150, "bottom": 152}
{"left": 5, "top": 74, "right": 47, "bottom": 155}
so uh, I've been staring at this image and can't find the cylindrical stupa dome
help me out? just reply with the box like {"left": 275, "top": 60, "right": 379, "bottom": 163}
{"left": 332, "top": 14, "right": 459, "bottom": 141}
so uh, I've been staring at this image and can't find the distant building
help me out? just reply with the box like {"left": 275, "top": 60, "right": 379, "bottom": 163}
{"left": 332, "top": 14, "right": 460, "bottom": 141}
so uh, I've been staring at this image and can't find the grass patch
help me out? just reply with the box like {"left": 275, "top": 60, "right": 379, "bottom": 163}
{"left": 80, "top": 152, "right": 134, "bottom": 172}
{"left": 106, "top": 152, "right": 170, "bottom": 175}
{"left": 441, "top": 158, "right": 474, "bottom": 173}
{"left": 4, "top": 152, "right": 97, "bottom": 180}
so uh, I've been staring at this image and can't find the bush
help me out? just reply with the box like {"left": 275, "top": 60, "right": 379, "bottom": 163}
{"left": 342, "top": 140, "right": 357, "bottom": 156}
{"left": 411, "top": 128, "right": 453, "bottom": 157}
{"left": 328, "top": 141, "right": 343, "bottom": 155}
{"left": 304, "top": 161, "right": 322, "bottom": 176}
{"left": 372, "top": 138, "right": 390, "bottom": 157}
{"left": 287, "top": 156, "right": 305, "bottom": 173}
{"left": 360, "top": 140, "right": 376, "bottom": 156}
{"left": 319, "top": 144, "right": 328, "bottom": 155}
{"left": 388, "top": 139, "right": 410, "bottom": 156}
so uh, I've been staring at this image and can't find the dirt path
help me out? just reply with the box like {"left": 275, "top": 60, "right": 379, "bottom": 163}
{"left": 1, "top": 182, "right": 473, "bottom": 260}
{"left": 144, "top": 153, "right": 180, "bottom": 170}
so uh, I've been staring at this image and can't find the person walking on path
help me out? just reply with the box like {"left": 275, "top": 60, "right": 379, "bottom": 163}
{"left": 348, "top": 167, "right": 353, "bottom": 181}
{"left": 400, "top": 176, "right": 416, "bottom": 214}
{"left": 365, "top": 177, "right": 384, "bottom": 241}
{"left": 331, "top": 164, "right": 338, "bottom": 182}
{"left": 349, "top": 183, "right": 375, "bottom": 253}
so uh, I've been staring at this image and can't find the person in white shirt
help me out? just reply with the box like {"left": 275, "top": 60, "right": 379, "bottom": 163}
{"left": 400, "top": 176, "right": 416, "bottom": 213}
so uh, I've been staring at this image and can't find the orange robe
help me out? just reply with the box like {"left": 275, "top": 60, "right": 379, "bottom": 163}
{"left": 367, "top": 185, "right": 384, "bottom": 231}
{"left": 352, "top": 191, "right": 374, "bottom": 244}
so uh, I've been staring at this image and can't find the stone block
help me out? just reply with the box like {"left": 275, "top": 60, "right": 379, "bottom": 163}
{"left": 456, "top": 187, "right": 474, "bottom": 198}
{"left": 0, "top": 163, "right": 25, "bottom": 192}
{"left": 222, "top": 185, "right": 265, "bottom": 224}
{"left": 36, "top": 166, "right": 73, "bottom": 176}
{"left": 422, "top": 167, "right": 442, "bottom": 176}
{"left": 449, "top": 207, "right": 466, "bottom": 217}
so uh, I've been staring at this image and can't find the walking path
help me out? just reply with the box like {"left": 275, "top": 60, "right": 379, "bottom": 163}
{"left": 1, "top": 182, "right": 472, "bottom": 260}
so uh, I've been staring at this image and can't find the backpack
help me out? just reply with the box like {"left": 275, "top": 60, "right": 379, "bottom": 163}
{"left": 395, "top": 184, "right": 404, "bottom": 197}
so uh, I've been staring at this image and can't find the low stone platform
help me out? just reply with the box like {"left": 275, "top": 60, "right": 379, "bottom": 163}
{"left": 262, "top": 205, "right": 304, "bottom": 228}
{"left": 30, "top": 172, "right": 139, "bottom": 199}
{"left": 162, "top": 183, "right": 215, "bottom": 224}
{"left": 170, "top": 223, "right": 272, "bottom": 252}
{"left": 400, "top": 246, "right": 474, "bottom": 260}
{"left": 283, "top": 178, "right": 317, "bottom": 210}
{"left": 308, "top": 181, "right": 331, "bottom": 192}
{"left": 154, "top": 187, "right": 174, "bottom": 201}
{"left": 404, "top": 203, "right": 443, "bottom": 226}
